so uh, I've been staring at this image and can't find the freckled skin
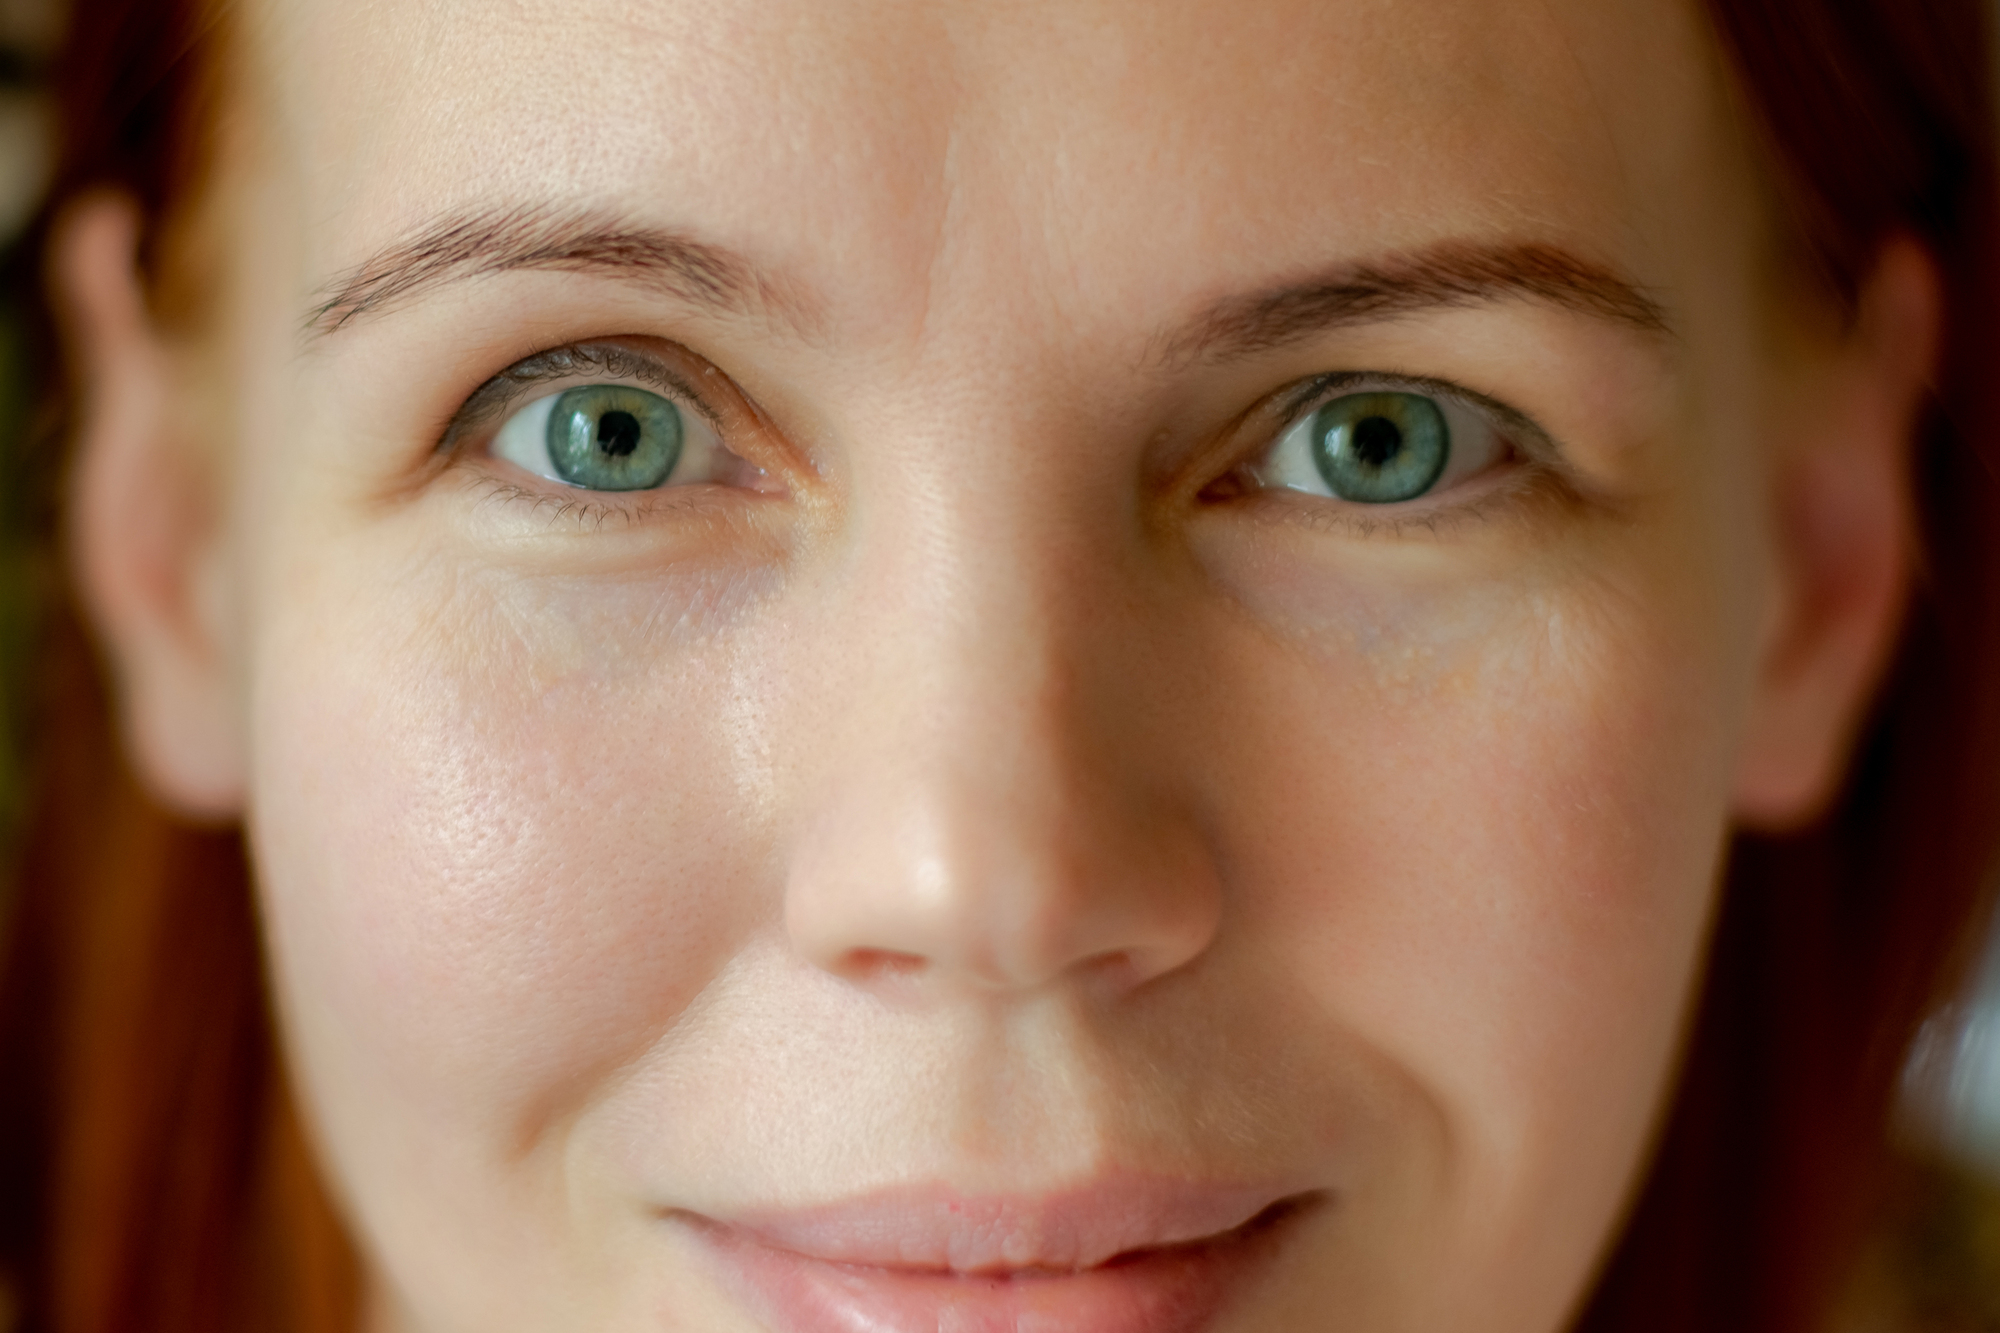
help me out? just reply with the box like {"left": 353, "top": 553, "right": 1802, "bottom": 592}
{"left": 186, "top": 0, "right": 1802, "bottom": 1329}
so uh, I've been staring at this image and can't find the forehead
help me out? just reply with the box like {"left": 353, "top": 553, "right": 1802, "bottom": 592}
{"left": 253, "top": 0, "right": 1744, "bottom": 345}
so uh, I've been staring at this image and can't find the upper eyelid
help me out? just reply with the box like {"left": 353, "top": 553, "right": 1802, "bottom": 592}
{"left": 1269, "top": 370, "right": 1559, "bottom": 464}
{"left": 443, "top": 352, "right": 1559, "bottom": 484}
{"left": 440, "top": 342, "right": 725, "bottom": 452}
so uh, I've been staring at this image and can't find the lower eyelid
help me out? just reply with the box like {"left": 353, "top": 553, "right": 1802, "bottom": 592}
{"left": 1245, "top": 457, "right": 1564, "bottom": 540}
{"left": 461, "top": 472, "right": 752, "bottom": 537}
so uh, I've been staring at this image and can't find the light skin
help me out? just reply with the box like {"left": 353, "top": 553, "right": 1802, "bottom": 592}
{"left": 53, "top": 0, "right": 1932, "bottom": 1330}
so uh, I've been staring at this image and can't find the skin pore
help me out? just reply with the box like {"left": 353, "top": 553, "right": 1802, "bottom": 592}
{"left": 53, "top": 0, "right": 1934, "bottom": 1330}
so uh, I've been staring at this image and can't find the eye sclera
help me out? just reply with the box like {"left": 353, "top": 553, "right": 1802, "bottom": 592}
{"left": 1232, "top": 372, "right": 1541, "bottom": 515}
{"left": 441, "top": 339, "right": 778, "bottom": 500}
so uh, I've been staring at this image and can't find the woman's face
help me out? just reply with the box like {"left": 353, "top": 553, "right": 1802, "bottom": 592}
{"left": 70, "top": 0, "right": 1925, "bottom": 1329}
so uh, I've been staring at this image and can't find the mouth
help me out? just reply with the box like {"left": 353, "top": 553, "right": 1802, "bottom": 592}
{"left": 673, "top": 1181, "right": 1322, "bottom": 1333}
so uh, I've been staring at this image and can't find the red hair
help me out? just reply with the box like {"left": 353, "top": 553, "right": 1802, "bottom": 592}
{"left": 0, "top": 2, "right": 356, "bottom": 1329}
{"left": 1, "top": 2, "right": 1996, "bottom": 1330}
{"left": 1578, "top": 4, "right": 2000, "bottom": 1329}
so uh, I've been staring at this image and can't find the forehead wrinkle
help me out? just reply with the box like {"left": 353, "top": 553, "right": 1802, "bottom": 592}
{"left": 302, "top": 200, "right": 821, "bottom": 340}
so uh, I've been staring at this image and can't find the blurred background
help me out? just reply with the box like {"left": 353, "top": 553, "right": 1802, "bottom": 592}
{"left": 0, "top": 0, "right": 1997, "bottom": 1330}
{"left": 0, "top": 0, "right": 54, "bottom": 884}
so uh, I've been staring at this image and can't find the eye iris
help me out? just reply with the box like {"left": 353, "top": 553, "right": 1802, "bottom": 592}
{"left": 547, "top": 386, "right": 683, "bottom": 490}
{"left": 1311, "top": 392, "right": 1449, "bottom": 503}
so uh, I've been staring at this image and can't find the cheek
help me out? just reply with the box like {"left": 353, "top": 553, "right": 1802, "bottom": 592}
{"left": 1250, "top": 613, "right": 1726, "bottom": 1127}
{"left": 1199, "top": 516, "right": 1748, "bottom": 1295}
{"left": 248, "top": 552, "right": 777, "bottom": 1151}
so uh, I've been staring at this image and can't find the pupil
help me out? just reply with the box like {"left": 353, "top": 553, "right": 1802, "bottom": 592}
{"left": 596, "top": 410, "right": 641, "bottom": 458}
{"left": 1352, "top": 415, "right": 1404, "bottom": 468}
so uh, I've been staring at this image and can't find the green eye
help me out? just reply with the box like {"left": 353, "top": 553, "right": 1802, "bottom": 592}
{"left": 1310, "top": 392, "right": 1449, "bottom": 504}
{"left": 546, "top": 385, "right": 684, "bottom": 491}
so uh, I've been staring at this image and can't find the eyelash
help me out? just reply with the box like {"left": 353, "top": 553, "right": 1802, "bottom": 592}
{"left": 1249, "top": 465, "right": 1561, "bottom": 540}
{"left": 461, "top": 474, "right": 744, "bottom": 533}
{"left": 441, "top": 342, "right": 723, "bottom": 453}
{"left": 1211, "top": 369, "right": 1566, "bottom": 534}
{"left": 443, "top": 344, "right": 1567, "bottom": 539}
{"left": 439, "top": 341, "right": 768, "bottom": 530}
{"left": 1270, "top": 369, "right": 1541, "bottom": 439}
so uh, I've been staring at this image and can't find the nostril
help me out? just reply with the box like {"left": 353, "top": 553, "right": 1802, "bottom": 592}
{"left": 783, "top": 774, "right": 1224, "bottom": 997}
{"left": 842, "top": 948, "right": 929, "bottom": 981}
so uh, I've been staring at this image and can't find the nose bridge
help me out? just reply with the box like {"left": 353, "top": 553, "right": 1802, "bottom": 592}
{"left": 780, "top": 420, "right": 1222, "bottom": 998}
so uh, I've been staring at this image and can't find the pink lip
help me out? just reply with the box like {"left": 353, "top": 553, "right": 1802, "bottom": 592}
{"left": 675, "top": 1180, "right": 1316, "bottom": 1333}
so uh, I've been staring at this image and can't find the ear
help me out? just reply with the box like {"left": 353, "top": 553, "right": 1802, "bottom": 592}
{"left": 1732, "top": 237, "right": 1938, "bottom": 831}
{"left": 54, "top": 192, "right": 246, "bottom": 821}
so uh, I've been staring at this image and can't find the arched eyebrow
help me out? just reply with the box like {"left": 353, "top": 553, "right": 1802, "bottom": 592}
{"left": 304, "top": 203, "right": 816, "bottom": 339}
{"left": 306, "top": 206, "right": 1670, "bottom": 362}
{"left": 1153, "top": 241, "right": 1672, "bottom": 368}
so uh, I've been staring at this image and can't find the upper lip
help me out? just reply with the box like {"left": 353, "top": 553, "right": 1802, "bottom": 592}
{"left": 678, "top": 1177, "right": 1320, "bottom": 1274}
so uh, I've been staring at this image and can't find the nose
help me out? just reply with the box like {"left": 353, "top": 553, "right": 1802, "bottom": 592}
{"left": 780, "top": 510, "right": 1224, "bottom": 1000}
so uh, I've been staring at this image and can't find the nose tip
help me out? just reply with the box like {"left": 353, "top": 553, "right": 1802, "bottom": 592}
{"left": 774, "top": 439, "right": 1226, "bottom": 1002}
{"left": 783, "top": 761, "right": 1224, "bottom": 998}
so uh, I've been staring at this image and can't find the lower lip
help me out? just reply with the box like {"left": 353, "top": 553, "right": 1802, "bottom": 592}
{"left": 685, "top": 1206, "right": 1300, "bottom": 1333}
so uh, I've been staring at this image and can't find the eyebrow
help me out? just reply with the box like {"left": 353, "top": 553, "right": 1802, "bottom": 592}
{"left": 305, "top": 203, "right": 810, "bottom": 338}
{"left": 1156, "top": 241, "right": 1671, "bottom": 367}
{"left": 308, "top": 208, "right": 1668, "bottom": 366}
